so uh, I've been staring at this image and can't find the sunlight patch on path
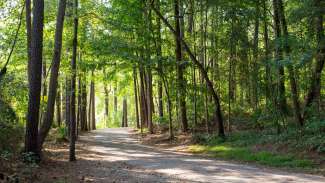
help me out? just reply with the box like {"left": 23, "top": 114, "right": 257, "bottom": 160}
{"left": 79, "top": 128, "right": 325, "bottom": 183}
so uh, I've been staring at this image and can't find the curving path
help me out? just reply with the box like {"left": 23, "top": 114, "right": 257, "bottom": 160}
{"left": 78, "top": 128, "right": 325, "bottom": 183}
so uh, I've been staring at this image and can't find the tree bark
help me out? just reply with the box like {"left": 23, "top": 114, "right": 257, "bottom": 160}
{"left": 146, "top": 68, "right": 154, "bottom": 134}
{"left": 303, "top": 0, "right": 325, "bottom": 119}
{"left": 263, "top": 0, "right": 272, "bottom": 107}
{"left": 278, "top": 0, "right": 303, "bottom": 126}
{"left": 122, "top": 97, "right": 128, "bottom": 127}
{"left": 69, "top": 0, "right": 78, "bottom": 162}
{"left": 88, "top": 77, "right": 92, "bottom": 130}
{"left": 56, "top": 84, "right": 62, "bottom": 127}
{"left": 91, "top": 72, "right": 96, "bottom": 130}
{"left": 155, "top": 0, "right": 164, "bottom": 119}
{"left": 133, "top": 66, "right": 140, "bottom": 129}
{"left": 38, "top": 0, "right": 67, "bottom": 151}
{"left": 26, "top": 0, "right": 32, "bottom": 75}
{"left": 252, "top": 0, "right": 260, "bottom": 109}
{"left": 25, "top": 0, "right": 45, "bottom": 159}
{"left": 80, "top": 76, "right": 88, "bottom": 131}
{"left": 273, "top": 0, "right": 287, "bottom": 114}
{"left": 175, "top": 0, "right": 188, "bottom": 132}
{"left": 65, "top": 77, "right": 71, "bottom": 135}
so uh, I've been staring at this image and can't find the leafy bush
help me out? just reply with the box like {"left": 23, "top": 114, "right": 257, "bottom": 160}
{"left": 0, "top": 99, "right": 24, "bottom": 153}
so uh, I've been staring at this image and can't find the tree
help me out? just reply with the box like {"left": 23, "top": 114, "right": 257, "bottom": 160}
{"left": 272, "top": 0, "right": 287, "bottom": 115}
{"left": 38, "top": 0, "right": 67, "bottom": 150}
{"left": 150, "top": 0, "right": 225, "bottom": 138}
{"left": 278, "top": 0, "right": 303, "bottom": 126}
{"left": 25, "top": 0, "right": 45, "bottom": 159}
{"left": 304, "top": 0, "right": 325, "bottom": 118}
{"left": 69, "top": 0, "right": 79, "bottom": 162}
{"left": 174, "top": 0, "right": 188, "bottom": 132}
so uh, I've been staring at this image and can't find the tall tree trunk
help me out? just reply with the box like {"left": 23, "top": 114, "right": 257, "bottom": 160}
{"left": 77, "top": 77, "right": 81, "bottom": 135}
{"left": 90, "top": 72, "right": 96, "bottom": 130}
{"left": 80, "top": 76, "right": 88, "bottom": 131}
{"left": 122, "top": 97, "right": 128, "bottom": 127}
{"left": 263, "top": 0, "right": 271, "bottom": 107}
{"left": 25, "top": 0, "right": 44, "bottom": 158}
{"left": 146, "top": 68, "right": 154, "bottom": 134}
{"left": 38, "top": 0, "right": 67, "bottom": 150}
{"left": 155, "top": 0, "right": 164, "bottom": 119}
{"left": 65, "top": 77, "right": 71, "bottom": 134}
{"left": 56, "top": 84, "right": 62, "bottom": 127}
{"left": 278, "top": 0, "right": 303, "bottom": 126}
{"left": 304, "top": 0, "right": 325, "bottom": 117}
{"left": 228, "top": 9, "right": 237, "bottom": 131}
{"left": 114, "top": 85, "right": 117, "bottom": 113}
{"left": 69, "top": 0, "right": 78, "bottom": 162}
{"left": 139, "top": 65, "right": 147, "bottom": 130}
{"left": 104, "top": 85, "right": 109, "bottom": 127}
{"left": 103, "top": 70, "right": 109, "bottom": 128}
{"left": 133, "top": 66, "right": 140, "bottom": 129}
{"left": 26, "top": 0, "right": 32, "bottom": 76}
{"left": 88, "top": 78, "right": 92, "bottom": 130}
{"left": 175, "top": 0, "right": 188, "bottom": 132}
{"left": 252, "top": 0, "right": 260, "bottom": 109}
{"left": 273, "top": 0, "right": 287, "bottom": 114}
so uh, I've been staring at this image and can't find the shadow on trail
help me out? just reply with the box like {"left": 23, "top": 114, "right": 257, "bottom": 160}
{"left": 74, "top": 128, "right": 325, "bottom": 183}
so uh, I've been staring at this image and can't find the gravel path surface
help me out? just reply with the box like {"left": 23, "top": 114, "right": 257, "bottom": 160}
{"left": 78, "top": 128, "right": 325, "bottom": 183}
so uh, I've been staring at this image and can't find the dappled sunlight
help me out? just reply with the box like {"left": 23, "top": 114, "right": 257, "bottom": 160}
{"left": 70, "top": 128, "right": 325, "bottom": 183}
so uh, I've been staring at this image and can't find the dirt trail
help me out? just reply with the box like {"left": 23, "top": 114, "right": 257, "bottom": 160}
{"left": 72, "top": 128, "right": 325, "bottom": 183}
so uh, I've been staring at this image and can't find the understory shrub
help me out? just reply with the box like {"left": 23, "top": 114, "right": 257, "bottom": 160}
{"left": 0, "top": 99, "right": 23, "bottom": 153}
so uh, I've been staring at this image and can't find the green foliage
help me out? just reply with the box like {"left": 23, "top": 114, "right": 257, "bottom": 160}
{"left": 189, "top": 144, "right": 313, "bottom": 168}
{"left": 0, "top": 99, "right": 23, "bottom": 153}
{"left": 56, "top": 126, "right": 68, "bottom": 141}
{"left": 190, "top": 119, "right": 325, "bottom": 169}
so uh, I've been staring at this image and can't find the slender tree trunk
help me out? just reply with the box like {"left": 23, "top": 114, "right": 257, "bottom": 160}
{"left": 146, "top": 68, "right": 154, "bottom": 134}
{"left": 38, "top": 0, "right": 67, "bottom": 150}
{"left": 273, "top": 0, "right": 287, "bottom": 114}
{"left": 155, "top": 0, "right": 164, "bottom": 119}
{"left": 304, "top": 0, "right": 325, "bottom": 117}
{"left": 81, "top": 76, "right": 88, "bottom": 131}
{"left": 122, "top": 97, "right": 128, "bottom": 127}
{"left": 26, "top": 0, "right": 32, "bottom": 76}
{"left": 77, "top": 77, "right": 81, "bottom": 135}
{"left": 91, "top": 72, "right": 96, "bottom": 130}
{"left": 69, "top": 0, "right": 78, "bottom": 162}
{"left": 114, "top": 85, "right": 117, "bottom": 113}
{"left": 104, "top": 79, "right": 109, "bottom": 127}
{"left": 139, "top": 65, "right": 147, "bottom": 131}
{"left": 56, "top": 84, "right": 62, "bottom": 127}
{"left": 203, "top": 1, "right": 210, "bottom": 133}
{"left": 65, "top": 77, "right": 71, "bottom": 135}
{"left": 252, "top": 0, "right": 260, "bottom": 109}
{"left": 278, "top": 0, "right": 303, "bottom": 126}
{"left": 133, "top": 66, "right": 140, "bottom": 129}
{"left": 88, "top": 78, "right": 92, "bottom": 130}
{"left": 175, "top": 0, "right": 188, "bottom": 132}
{"left": 25, "top": 0, "right": 45, "bottom": 158}
{"left": 263, "top": 0, "right": 271, "bottom": 107}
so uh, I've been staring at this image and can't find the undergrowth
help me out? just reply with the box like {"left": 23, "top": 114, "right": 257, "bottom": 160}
{"left": 189, "top": 119, "right": 325, "bottom": 169}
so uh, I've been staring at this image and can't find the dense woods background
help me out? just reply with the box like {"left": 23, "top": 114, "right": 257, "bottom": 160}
{"left": 0, "top": 0, "right": 324, "bottom": 172}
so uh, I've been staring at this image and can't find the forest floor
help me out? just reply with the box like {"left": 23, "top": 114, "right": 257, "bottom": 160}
{"left": 21, "top": 128, "right": 324, "bottom": 183}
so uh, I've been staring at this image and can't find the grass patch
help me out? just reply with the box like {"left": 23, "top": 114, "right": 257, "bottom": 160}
{"left": 189, "top": 119, "right": 324, "bottom": 170}
{"left": 188, "top": 144, "right": 313, "bottom": 168}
